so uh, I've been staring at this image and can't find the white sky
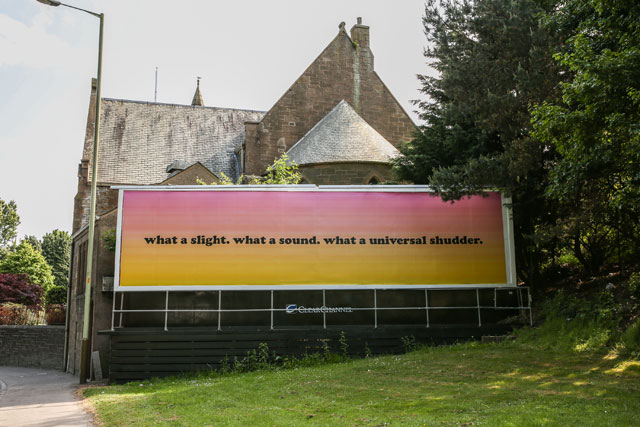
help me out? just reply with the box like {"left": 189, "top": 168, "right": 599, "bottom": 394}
{"left": 0, "top": 0, "right": 428, "bottom": 240}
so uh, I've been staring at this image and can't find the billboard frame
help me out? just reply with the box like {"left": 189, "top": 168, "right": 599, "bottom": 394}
{"left": 112, "top": 185, "right": 518, "bottom": 292}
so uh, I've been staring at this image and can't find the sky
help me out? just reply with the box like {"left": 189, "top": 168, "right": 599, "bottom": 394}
{"left": 0, "top": 0, "right": 428, "bottom": 241}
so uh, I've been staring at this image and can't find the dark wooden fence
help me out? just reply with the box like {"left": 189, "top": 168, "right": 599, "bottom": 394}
{"left": 105, "top": 324, "right": 513, "bottom": 382}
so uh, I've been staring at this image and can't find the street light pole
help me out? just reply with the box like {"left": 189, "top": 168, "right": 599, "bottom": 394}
{"left": 36, "top": 0, "right": 104, "bottom": 384}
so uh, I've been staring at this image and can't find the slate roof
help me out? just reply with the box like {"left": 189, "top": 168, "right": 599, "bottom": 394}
{"left": 86, "top": 99, "right": 264, "bottom": 184}
{"left": 286, "top": 100, "right": 400, "bottom": 166}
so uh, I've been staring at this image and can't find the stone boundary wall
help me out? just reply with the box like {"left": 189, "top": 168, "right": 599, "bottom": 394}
{"left": 0, "top": 325, "right": 65, "bottom": 370}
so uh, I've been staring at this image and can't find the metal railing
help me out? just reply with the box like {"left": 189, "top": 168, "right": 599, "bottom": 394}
{"left": 110, "top": 287, "right": 532, "bottom": 331}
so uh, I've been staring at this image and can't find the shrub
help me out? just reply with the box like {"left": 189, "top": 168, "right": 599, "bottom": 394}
{"left": 622, "top": 318, "right": 640, "bottom": 354}
{"left": 629, "top": 273, "right": 640, "bottom": 299}
{"left": 102, "top": 228, "right": 117, "bottom": 252}
{"left": 0, "top": 241, "right": 54, "bottom": 290}
{"left": 0, "top": 273, "right": 43, "bottom": 306}
{"left": 45, "top": 284, "right": 67, "bottom": 305}
{"left": 0, "top": 303, "right": 42, "bottom": 325}
{"left": 45, "top": 304, "right": 66, "bottom": 325}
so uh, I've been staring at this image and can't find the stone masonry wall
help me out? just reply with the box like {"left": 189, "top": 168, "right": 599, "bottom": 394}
{"left": 300, "top": 162, "right": 394, "bottom": 185}
{"left": 0, "top": 326, "right": 65, "bottom": 370}
{"left": 244, "top": 22, "right": 415, "bottom": 175}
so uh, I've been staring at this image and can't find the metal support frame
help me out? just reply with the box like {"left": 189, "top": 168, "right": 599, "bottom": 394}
{"left": 425, "top": 289, "right": 430, "bottom": 328}
{"left": 109, "top": 287, "right": 532, "bottom": 331}
{"left": 373, "top": 289, "right": 378, "bottom": 329}
{"left": 322, "top": 290, "right": 326, "bottom": 329}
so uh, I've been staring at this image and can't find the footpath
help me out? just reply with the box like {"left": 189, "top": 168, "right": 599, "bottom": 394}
{"left": 0, "top": 366, "right": 93, "bottom": 427}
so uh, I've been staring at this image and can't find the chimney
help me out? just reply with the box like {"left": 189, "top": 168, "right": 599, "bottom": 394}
{"left": 350, "top": 17, "right": 370, "bottom": 50}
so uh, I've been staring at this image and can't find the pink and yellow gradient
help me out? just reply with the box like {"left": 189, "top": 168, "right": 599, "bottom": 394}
{"left": 117, "top": 190, "right": 507, "bottom": 288}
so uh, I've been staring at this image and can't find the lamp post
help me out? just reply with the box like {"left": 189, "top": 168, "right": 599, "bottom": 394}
{"left": 36, "top": 0, "right": 104, "bottom": 384}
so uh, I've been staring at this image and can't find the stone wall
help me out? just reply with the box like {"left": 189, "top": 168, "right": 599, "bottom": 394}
{"left": 0, "top": 326, "right": 65, "bottom": 370}
{"left": 67, "top": 210, "right": 116, "bottom": 378}
{"left": 244, "top": 22, "right": 415, "bottom": 175}
{"left": 300, "top": 162, "right": 394, "bottom": 185}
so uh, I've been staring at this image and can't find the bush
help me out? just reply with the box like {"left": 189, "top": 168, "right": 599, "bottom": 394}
{"left": 517, "top": 290, "right": 623, "bottom": 353}
{"left": 45, "top": 284, "right": 67, "bottom": 305}
{"left": 0, "top": 273, "right": 43, "bottom": 306}
{"left": 622, "top": 319, "right": 640, "bottom": 354}
{"left": 629, "top": 273, "right": 640, "bottom": 300}
{"left": 45, "top": 304, "right": 66, "bottom": 325}
{"left": 0, "top": 303, "right": 42, "bottom": 325}
{"left": 0, "top": 241, "right": 54, "bottom": 290}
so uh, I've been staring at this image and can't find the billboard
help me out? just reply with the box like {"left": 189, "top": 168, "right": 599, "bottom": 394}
{"left": 113, "top": 186, "right": 516, "bottom": 291}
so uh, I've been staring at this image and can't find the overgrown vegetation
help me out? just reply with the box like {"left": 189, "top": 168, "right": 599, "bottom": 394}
{"left": 394, "top": 0, "right": 640, "bottom": 290}
{"left": 198, "top": 153, "right": 303, "bottom": 186}
{"left": 0, "top": 198, "right": 71, "bottom": 322}
{"left": 84, "top": 320, "right": 640, "bottom": 426}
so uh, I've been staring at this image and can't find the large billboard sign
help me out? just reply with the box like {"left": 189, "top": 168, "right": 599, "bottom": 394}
{"left": 113, "top": 186, "right": 516, "bottom": 291}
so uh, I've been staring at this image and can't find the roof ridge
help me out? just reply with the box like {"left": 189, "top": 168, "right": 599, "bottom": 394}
{"left": 101, "top": 98, "right": 266, "bottom": 114}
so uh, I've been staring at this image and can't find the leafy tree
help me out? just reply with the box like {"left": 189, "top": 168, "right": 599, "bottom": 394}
{"left": 0, "top": 273, "right": 43, "bottom": 306}
{"left": 393, "top": 0, "right": 565, "bottom": 284}
{"left": 531, "top": 0, "right": 640, "bottom": 272}
{"left": 42, "top": 230, "right": 71, "bottom": 289}
{"left": 198, "top": 153, "right": 303, "bottom": 185}
{"left": 0, "top": 198, "right": 20, "bottom": 248}
{"left": 0, "top": 241, "right": 54, "bottom": 292}
{"left": 258, "top": 153, "right": 302, "bottom": 185}
{"left": 21, "top": 235, "right": 42, "bottom": 253}
{"left": 42, "top": 230, "right": 71, "bottom": 304}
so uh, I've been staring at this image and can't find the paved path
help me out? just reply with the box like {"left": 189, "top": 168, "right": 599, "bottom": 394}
{"left": 0, "top": 366, "right": 93, "bottom": 427}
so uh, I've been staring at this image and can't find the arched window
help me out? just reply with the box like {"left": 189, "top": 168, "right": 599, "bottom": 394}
{"left": 367, "top": 176, "right": 379, "bottom": 185}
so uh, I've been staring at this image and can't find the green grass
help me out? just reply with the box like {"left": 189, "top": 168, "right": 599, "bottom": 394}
{"left": 83, "top": 335, "right": 640, "bottom": 426}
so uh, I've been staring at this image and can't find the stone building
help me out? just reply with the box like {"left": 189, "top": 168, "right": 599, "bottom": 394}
{"left": 66, "top": 19, "right": 416, "bottom": 378}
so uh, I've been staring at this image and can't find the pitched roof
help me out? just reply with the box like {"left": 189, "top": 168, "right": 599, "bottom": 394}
{"left": 87, "top": 99, "right": 264, "bottom": 184}
{"left": 286, "top": 100, "right": 400, "bottom": 166}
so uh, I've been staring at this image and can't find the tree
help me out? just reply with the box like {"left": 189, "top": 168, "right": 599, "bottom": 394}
{"left": 531, "top": 0, "right": 640, "bottom": 272}
{"left": 21, "top": 235, "right": 42, "bottom": 253}
{"left": 393, "top": 0, "right": 565, "bottom": 284}
{"left": 0, "top": 241, "right": 54, "bottom": 292}
{"left": 42, "top": 230, "right": 71, "bottom": 304}
{"left": 0, "top": 273, "right": 43, "bottom": 306}
{"left": 0, "top": 198, "right": 20, "bottom": 248}
{"left": 259, "top": 153, "right": 303, "bottom": 185}
{"left": 42, "top": 230, "right": 71, "bottom": 288}
{"left": 198, "top": 153, "right": 303, "bottom": 185}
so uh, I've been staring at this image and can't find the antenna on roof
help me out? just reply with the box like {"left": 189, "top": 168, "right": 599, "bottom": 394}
{"left": 154, "top": 67, "right": 158, "bottom": 103}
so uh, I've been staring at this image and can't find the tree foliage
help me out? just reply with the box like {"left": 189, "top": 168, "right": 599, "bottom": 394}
{"left": 0, "top": 198, "right": 20, "bottom": 248}
{"left": 42, "top": 230, "right": 71, "bottom": 289}
{"left": 21, "top": 235, "right": 42, "bottom": 253}
{"left": 42, "top": 230, "right": 71, "bottom": 304}
{"left": 531, "top": 0, "right": 640, "bottom": 272}
{"left": 198, "top": 153, "right": 303, "bottom": 185}
{"left": 259, "top": 153, "right": 303, "bottom": 185}
{"left": 393, "top": 0, "right": 565, "bottom": 284}
{"left": 0, "top": 241, "right": 54, "bottom": 291}
{"left": 0, "top": 273, "right": 43, "bottom": 306}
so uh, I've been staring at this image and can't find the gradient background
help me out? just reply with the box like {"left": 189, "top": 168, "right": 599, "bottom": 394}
{"left": 117, "top": 190, "right": 507, "bottom": 288}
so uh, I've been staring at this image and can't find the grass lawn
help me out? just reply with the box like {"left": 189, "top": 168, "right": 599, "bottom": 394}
{"left": 83, "top": 339, "right": 640, "bottom": 426}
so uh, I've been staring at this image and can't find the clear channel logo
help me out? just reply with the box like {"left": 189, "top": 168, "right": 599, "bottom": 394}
{"left": 285, "top": 304, "right": 353, "bottom": 314}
